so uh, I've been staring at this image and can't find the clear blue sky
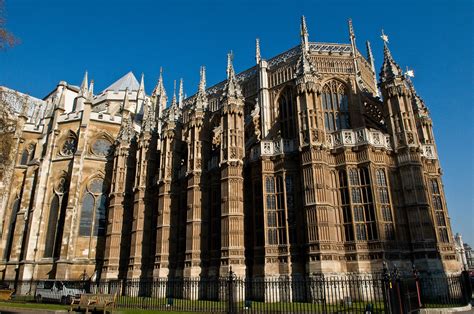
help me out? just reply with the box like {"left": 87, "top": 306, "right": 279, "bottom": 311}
{"left": 1, "top": 0, "right": 473, "bottom": 244}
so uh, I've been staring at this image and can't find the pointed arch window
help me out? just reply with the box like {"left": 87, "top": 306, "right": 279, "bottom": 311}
{"left": 4, "top": 196, "right": 20, "bottom": 261}
{"left": 79, "top": 178, "right": 107, "bottom": 237}
{"left": 44, "top": 177, "right": 69, "bottom": 258}
{"left": 20, "top": 143, "right": 35, "bottom": 165}
{"left": 322, "top": 81, "right": 350, "bottom": 132}
{"left": 278, "top": 87, "right": 297, "bottom": 139}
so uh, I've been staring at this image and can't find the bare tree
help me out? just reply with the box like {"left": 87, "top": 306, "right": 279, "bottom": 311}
{"left": 0, "top": 0, "right": 18, "bottom": 49}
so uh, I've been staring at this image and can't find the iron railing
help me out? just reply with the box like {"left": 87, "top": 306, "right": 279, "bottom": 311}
{"left": 0, "top": 270, "right": 471, "bottom": 313}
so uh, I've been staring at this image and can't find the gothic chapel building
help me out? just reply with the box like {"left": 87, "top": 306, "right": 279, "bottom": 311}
{"left": 0, "top": 18, "right": 460, "bottom": 281}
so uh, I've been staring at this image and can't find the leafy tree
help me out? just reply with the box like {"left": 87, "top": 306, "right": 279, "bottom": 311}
{"left": 0, "top": 0, "right": 18, "bottom": 49}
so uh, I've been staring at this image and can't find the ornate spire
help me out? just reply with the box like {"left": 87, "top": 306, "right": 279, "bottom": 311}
{"left": 300, "top": 16, "right": 309, "bottom": 52}
{"left": 348, "top": 18, "right": 356, "bottom": 52}
{"left": 178, "top": 78, "right": 184, "bottom": 108}
{"left": 366, "top": 40, "right": 375, "bottom": 72}
{"left": 122, "top": 88, "right": 131, "bottom": 112}
{"left": 117, "top": 110, "right": 136, "bottom": 142}
{"left": 167, "top": 80, "right": 181, "bottom": 122}
{"left": 222, "top": 51, "right": 242, "bottom": 98}
{"left": 141, "top": 98, "right": 155, "bottom": 134}
{"left": 199, "top": 66, "right": 206, "bottom": 94}
{"left": 152, "top": 67, "right": 164, "bottom": 96}
{"left": 195, "top": 66, "right": 208, "bottom": 110}
{"left": 88, "top": 79, "right": 94, "bottom": 100}
{"left": 137, "top": 73, "right": 145, "bottom": 99}
{"left": 379, "top": 30, "right": 403, "bottom": 83}
{"left": 366, "top": 40, "right": 379, "bottom": 97}
{"left": 79, "top": 71, "right": 88, "bottom": 96}
{"left": 171, "top": 80, "right": 177, "bottom": 107}
{"left": 255, "top": 38, "right": 261, "bottom": 64}
{"left": 296, "top": 37, "right": 316, "bottom": 77}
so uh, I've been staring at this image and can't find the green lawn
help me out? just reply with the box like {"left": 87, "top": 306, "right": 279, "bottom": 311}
{"left": 0, "top": 301, "right": 69, "bottom": 310}
{"left": 0, "top": 299, "right": 384, "bottom": 313}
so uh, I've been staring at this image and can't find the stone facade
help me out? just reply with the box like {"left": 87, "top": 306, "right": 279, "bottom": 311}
{"left": 0, "top": 18, "right": 461, "bottom": 281}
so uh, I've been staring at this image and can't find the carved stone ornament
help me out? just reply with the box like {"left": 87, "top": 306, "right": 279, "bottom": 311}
{"left": 250, "top": 100, "right": 261, "bottom": 141}
{"left": 212, "top": 125, "right": 222, "bottom": 147}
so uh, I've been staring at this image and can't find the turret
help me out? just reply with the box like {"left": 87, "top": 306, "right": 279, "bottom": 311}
{"left": 378, "top": 31, "right": 419, "bottom": 150}
{"left": 218, "top": 52, "right": 246, "bottom": 277}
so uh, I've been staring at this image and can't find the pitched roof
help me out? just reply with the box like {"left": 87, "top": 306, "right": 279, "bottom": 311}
{"left": 102, "top": 71, "right": 139, "bottom": 93}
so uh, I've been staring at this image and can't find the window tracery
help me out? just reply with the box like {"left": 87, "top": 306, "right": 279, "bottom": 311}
{"left": 79, "top": 178, "right": 107, "bottom": 237}
{"left": 44, "top": 177, "right": 69, "bottom": 258}
{"left": 60, "top": 136, "right": 77, "bottom": 156}
{"left": 322, "top": 80, "right": 350, "bottom": 132}
{"left": 91, "top": 138, "right": 113, "bottom": 157}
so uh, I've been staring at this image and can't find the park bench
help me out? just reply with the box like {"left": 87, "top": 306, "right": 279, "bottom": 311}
{"left": 0, "top": 289, "right": 13, "bottom": 301}
{"left": 69, "top": 292, "right": 116, "bottom": 313}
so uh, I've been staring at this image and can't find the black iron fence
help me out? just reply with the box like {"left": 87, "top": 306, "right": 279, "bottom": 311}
{"left": 1, "top": 269, "right": 472, "bottom": 313}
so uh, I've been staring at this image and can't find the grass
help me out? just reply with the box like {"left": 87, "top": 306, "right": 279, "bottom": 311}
{"left": 0, "top": 301, "right": 69, "bottom": 310}
{"left": 0, "top": 298, "right": 467, "bottom": 313}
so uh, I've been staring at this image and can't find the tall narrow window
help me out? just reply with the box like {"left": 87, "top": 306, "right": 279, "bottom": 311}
{"left": 338, "top": 170, "right": 354, "bottom": 241}
{"left": 44, "top": 177, "right": 69, "bottom": 258}
{"left": 349, "top": 167, "right": 378, "bottom": 241}
{"left": 322, "top": 81, "right": 350, "bottom": 132}
{"left": 265, "top": 176, "right": 287, "bottom": 245}
{"left": 430, "top": 179, "right": 449, "bottom": 243}
{"left": 278, "top": 88, "right": 297, "bottom": 139}
{"left": 4, "top": 197, "right": 20, "bottom": 260}
{"left": 376, "top": 169, "right": 395, "bottom": 240}
{"left": 44, "top": 195, "right": 59, "bottom": 257}
{"left": 79, "top": 178, "right": 108, "bottom": 237}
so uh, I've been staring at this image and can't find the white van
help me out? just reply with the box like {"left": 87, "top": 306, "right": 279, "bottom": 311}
{"left": 35, "top": 280, "right": 85, "bottom": 304}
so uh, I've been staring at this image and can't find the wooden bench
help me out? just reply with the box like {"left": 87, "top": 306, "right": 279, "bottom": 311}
{"left": 69, "top": 292, "right": 116, "bottom": 313}
{"left": 0, "top": 289, "right": 14, "bottom": 301}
